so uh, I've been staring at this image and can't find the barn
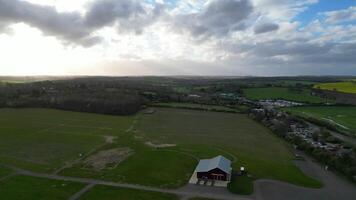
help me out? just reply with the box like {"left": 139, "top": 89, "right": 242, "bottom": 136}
{"left": 194, "top": 155, "right": 232, "bottom": 182}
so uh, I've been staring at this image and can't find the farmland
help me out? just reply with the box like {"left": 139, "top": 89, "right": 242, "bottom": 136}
{"left": 243, "top": 87, "right": 327, "bottom": 103}
{"left": 283, "top": 106, "right": 356, "bottom": 135}
{"left": 0, "top": 107, "right": 321, "bottom": 198}
{"left": 314, "top": 82, "right": 356, "bottom": 94}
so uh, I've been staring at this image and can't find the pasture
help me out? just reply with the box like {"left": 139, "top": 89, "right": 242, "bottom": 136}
{"left": 0, "top": 107, "right": 321, "bottom": 196}
{"left": 243, "top": 87, "right": 327, "bottom": 103}
{"left": 283, "top": 106, "right": 356, "bottom": 135}
{"left": 314, "top": 82, "right": 356, "bottom": 94}
{"left": 0, "top": 108, "right": 133, "bottom": 172}
{"left": 136, "top": 108, "right": 322, "bottom": 193}
{"left": 0, "top": 175, "right": 85, "bottom": 200}
{"left": 0, "top": 166, "right": 12, "bottom": 178}
{"left": 80, "top": 185, "right": 178, "bottom": 200}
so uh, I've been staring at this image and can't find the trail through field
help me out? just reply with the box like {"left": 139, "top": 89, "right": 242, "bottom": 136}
{"left": 53, "top": 135, "right": 114, "bottom": 175}
{"left": 321, "top": 118, "right": 349, "bottom": 129}
{"left": 68, "top": 183, "right": 96, "bottom": 200}
{"left": 157, "top": 149, "right": 199, "bottom": 161}
{"left": 125, "top": 115, "right": 140, "bottom": 133}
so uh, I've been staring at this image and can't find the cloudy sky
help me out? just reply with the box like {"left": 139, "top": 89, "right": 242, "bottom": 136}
{"left": 0, "top": 0, "right": 355, "bottom": 76}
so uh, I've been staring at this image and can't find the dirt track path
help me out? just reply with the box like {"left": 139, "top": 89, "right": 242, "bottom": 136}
{"left": 68, "top": 183, "right": 96, "bottom": 200}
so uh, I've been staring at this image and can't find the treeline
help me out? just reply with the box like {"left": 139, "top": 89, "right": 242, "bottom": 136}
{"left": 250, "top": 109, "right": 356, "bottom": 183}
{"left": 0, "top": 79, "right": 147, "bottom": 115}
{"left": 0, "top": 77, "right": 228, "bottom": 115}
{"left": 289, "top": 133, "right": 356, "bottom": 182}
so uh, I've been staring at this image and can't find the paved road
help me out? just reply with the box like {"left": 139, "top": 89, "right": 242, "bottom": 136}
{"left": 2, "top": 164, "right": 251, "bottom": 200}
{"left": 2, "top": 151, "right": 356, "bottom": 200}
{"left": 253, "top": 151, "right": 356, "bottom": 200}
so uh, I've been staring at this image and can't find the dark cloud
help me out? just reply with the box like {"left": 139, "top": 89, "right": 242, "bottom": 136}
{"left": 0, "top": 0, "right": 96, "bottom": 46}
{"left": 225, "top": 38, "right": 356, "bottom": 72}
{"left": 254, "top": 22, "right": 279, "bottom": 34}
{"left": 85, "top": 0, "right": 164, "bottom": 34}
{"left": 174, "top": 0, "right": 253, "bottom": 39}
{"left": 0, "top": 0, "right": 163, "bottom": 46}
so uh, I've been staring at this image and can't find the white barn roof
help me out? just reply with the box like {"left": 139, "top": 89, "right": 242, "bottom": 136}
{"left": 195, "top": 155, "right": 231, "bottom": 174}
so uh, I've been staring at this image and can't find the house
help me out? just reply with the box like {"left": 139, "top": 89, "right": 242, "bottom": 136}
{"left": 194, "top": 155, "right": 232, "bottom": 182}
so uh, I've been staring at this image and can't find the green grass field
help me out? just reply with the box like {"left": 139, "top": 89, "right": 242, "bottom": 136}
{"left": 314, "top": 82, "right": 356, "bottom": 94}
{"left": 0, "top": 166, "right": 12, "bottom": 178}
{"left": 0, "top": 108, "right": 321, "bottom": 196}
{"left": 0, "top": 108, "right": 133, "bottom": 172}
{"left": 135, "top": 108, "right": 322, "bottom": 193}
{"left": 243, "top": 87, "right": 327, "bottom": 103}
{"left": 0, "top": 175, "right": 85, "bottom": 200}
{"left": 80, "top": 185, "right": 178, "bottom": 200}
{"left": 283, "top": 106, "right": 356, "bottom": 135}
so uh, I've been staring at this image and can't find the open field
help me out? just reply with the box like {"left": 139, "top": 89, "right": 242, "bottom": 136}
{"left": 314, "top": 82, "right": 356, "bottom": 94}
{"left": 136, "top": 108, "right": 322, "bottom": 193}
{"left": 61, "top": 137, "right": 197, "bottom": 188}
{"left": 0, "top": 166, "right": 13, "bottom": 178}
{"left": 0, "top": 108, "right": 321, "bottom": 196}
{"left": 283, "top": 106, "right": 356, "bottom": 135}
{"left": 0, "top": 175, "right": 85, "bottom": 200}
{"left": 80, "top": 185, "right": 178, "bottom": 200}
{"left": 243, "top": 87, "right": 327, "bottom": 103}
{"left": 0, "top": 108, "right": 134, "bottom": 172}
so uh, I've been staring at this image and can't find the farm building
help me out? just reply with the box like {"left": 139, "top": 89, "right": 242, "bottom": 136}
{"left": 189, "top": 155, "right": 232, "bottom": 187}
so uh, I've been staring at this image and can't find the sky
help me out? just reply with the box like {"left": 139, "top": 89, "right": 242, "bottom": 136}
{"left": 0, "top": 0, "right": 355, "bottom": 76}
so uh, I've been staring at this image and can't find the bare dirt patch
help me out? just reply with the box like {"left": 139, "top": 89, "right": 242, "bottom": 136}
{"left": 84, "top": 148, "right": 134, "bottom": 171}
{"left": 103, "top": 136, "right": 117, "bottom": 144}
{"left": 145, "top": 141, "right": 176, "bottom": 148}
{"left": 144, "top": 108, "right": 156, "bottom": 114}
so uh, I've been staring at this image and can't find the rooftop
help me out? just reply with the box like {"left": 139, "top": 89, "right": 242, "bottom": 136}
{"left": 195, "top": 155, "right": 232, "bottom": 174}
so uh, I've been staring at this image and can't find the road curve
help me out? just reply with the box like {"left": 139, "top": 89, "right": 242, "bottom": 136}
{"left": 253, "top": 151, "right": 356, "bottom": 200}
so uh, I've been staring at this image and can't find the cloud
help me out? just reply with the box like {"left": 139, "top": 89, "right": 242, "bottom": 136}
{"left": 323, "top": 6, "right": 356, "bottom": 24}
{"left": 0, "top": 0, "right": 163, "bottom": 46}
{"left": 173, "top": 0, "right": 253, "bottom": 39}
{"left": 85, "top": 0, "right": 164, "bottom": 34}
{"left": 254, "top": 22, "right": 279, "bottom": 34}
{"left": 251, "top": 0, "right": 318, "bottom": 20}
{"left": 0, "top": 0, "right": 97, "bottom": 46}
